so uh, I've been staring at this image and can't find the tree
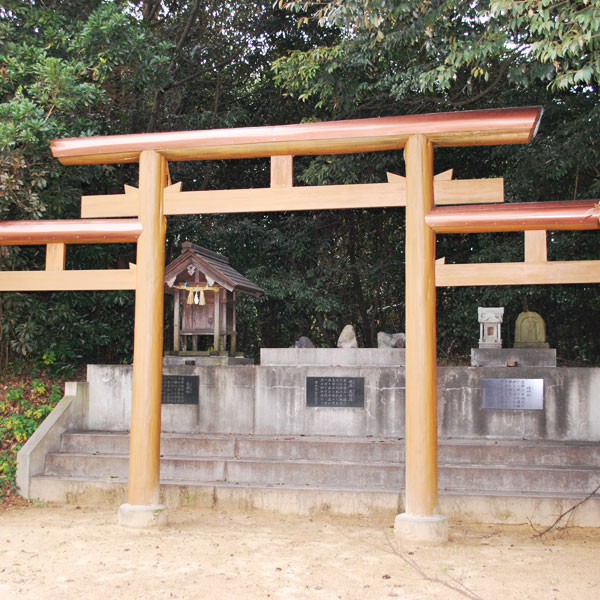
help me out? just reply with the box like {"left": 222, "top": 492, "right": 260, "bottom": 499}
{"left": 271, "top": 0, "right": 600, "bottom": 363}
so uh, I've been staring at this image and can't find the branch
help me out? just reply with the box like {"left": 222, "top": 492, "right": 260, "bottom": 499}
{"left": 532, "top": 481, "right": 600, "bottom": 538}
{"left": 166, "top": 53, "right": 239, "bottom": 91}
{"left": 142, "top": 0, "right": 161, "bottom": 22}
{"left": 171, "top": 0, "right": 202, "bottom": 73}
{"left": 384, "top": 535, "right": 486, "bottom": 600}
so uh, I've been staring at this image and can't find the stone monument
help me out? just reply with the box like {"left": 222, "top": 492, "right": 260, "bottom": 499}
{"left": 377, "top": 332, "right": 406, "bottom": 348}
{"left": 514, "top": 311, "right": 549, "bottom": 348}
{"left": 337, "top": 324, "right": 358, "bottom": 348}
{"left": 478, "top": 307, "right": 504, "bottom": 349}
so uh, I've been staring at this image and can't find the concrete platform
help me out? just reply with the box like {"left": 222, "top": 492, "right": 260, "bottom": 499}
{"left": 260, "top": 348, "right": 405, "bottom": 366}
{"left": 28, "top": 476, "right": 600, "bottom": 528}
{"left": 26, "top": 431, "right": 600, "bottom": 527}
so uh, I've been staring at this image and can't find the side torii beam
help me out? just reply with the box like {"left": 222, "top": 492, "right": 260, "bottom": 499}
{"left": 2, "top": 106, "right": 545, "bottom": 537}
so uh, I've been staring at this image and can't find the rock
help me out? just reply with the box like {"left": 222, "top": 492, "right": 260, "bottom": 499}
{"left": 337, "top": 325, "right": 358, "bottom": 348}
{"left": 291, "top": 336, "right": 315, "bottom": 348}
{"left": 377, "top": 332, "right": 405, "bottom": 348}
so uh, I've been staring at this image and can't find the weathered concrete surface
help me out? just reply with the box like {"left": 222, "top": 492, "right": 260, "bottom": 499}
{"left": 16, "top": 382, "right": 88, "bottom": 498}
{"left": 438, "top": 367, "right": 600, "bottom": 441}
{"left": 26, "top": 476, "right": 600, "bottom": 527}
{"left": 118, "top": 502, "right": 168, "bottom": 528}
{"left": 87, "top": 364, "right": 256, "bottom": 434}
{"left": 255, "top": 366, "right": 405, "bottom": 437}
{"left": 85, "top": 364, "right": 600, "bottom": 440}
{"left": 394, "top": 513, "right": 448, "bottom": 544}
{"left": 471, "top": 348, "right": 556, "bottom": 367}
{"left": 38, "top": 432, "right": 600, "bottom": 498}
{"left": 87, "top": 365, "right": 132, "bottom": 430}
{"left": 163, "top": 354, "right": 253, "bottom": 366}
{"left": 260, "top": 348, "right": 406, "bottom": 366}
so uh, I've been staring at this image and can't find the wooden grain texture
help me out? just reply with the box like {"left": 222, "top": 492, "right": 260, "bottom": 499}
{"left": 524, "top": 230, "right": 548, "bottom": 262}
{"left": 404, "top": 134, "right": 439, "bottom": 518}
{"left": 270, "top": 155, "right": 293, "bottom": 188}
{"left": 0, "top": 267, "right": 136, "bottom": 291}
{"left": 128, "top": 150, "right": 167, "bottom": 508}
{"left": 81, "top": 179, "right": 504, "bottom": 218}
{"left": 387, "top": 169, "right": 453, "bottom": 182}
{"left": 45, "top": 243, "right": 66, "bottom": 271}
{"left": 435, "top": 260, "right": 600, "bottom": 286}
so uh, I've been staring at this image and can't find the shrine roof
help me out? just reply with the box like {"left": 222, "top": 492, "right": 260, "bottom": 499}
{"left": 164, "top": 242, "right": 264, "bottom": 297}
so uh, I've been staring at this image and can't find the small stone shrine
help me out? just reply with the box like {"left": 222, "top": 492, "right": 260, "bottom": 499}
{"left": 164, "top": 242, "right": 263, "bottom": 354}
{"left": 514, "top": 311, "right": 549, "bottom": 348}
{"left": 472, "top": 307, "right": 556, "bottom": 367}
{"left": 478, "top": 307, "right": 504, "bottom": 349}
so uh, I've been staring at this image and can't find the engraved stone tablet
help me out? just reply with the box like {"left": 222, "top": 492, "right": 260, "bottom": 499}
{"left": 161, "top": 375, "right": 199, "bottom": 404}
{"left": 481, "top": 378, "right": 544, "bottom": 410}
{"left": 306, "top": 376, "right": 364, "bottom": 408}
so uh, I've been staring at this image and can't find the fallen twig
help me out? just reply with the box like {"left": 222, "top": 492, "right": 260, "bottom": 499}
{"left": 532, "top": 482, "right": 600, "bottom": 538}
{"left": 383, "top": 534, "right": 486, "bottom": 600}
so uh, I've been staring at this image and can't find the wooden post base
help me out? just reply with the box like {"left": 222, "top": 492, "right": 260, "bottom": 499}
{"left": 394, "top": 513, "right": 448, "bottom": 545}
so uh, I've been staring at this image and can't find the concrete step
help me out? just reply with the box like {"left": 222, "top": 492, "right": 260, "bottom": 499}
{"left": 27, "top": 474, "right": 600, "bottom": 528}
{"left": 45, "top": 452, "right": 403, "bottom": 489}
{"left": 45, "top": 451, "right": 600, "bottom": 495}
{"left": 59, "top": 431, "right": 600, "bottom": 467}
{"left": 60, "top": 431, "right": 236, "bottom": 458}
{"left": 439, "top": 463, "right": 600, "bottom": 495}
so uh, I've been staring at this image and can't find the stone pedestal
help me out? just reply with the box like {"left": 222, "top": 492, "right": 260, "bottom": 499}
{"left": 471, "top": 348, "right": 556, "bottom": 367}
{"left": 118, "top": 503, "right": 168, "bottom": 528}
{"left": 260, "top": 347, "right": 406, "bottom": 366}
{"left": 394, "top": 513, "right": 448, "bottom": 544}
{"left": 163, "top": 353, "right": 253, "bottom": 366}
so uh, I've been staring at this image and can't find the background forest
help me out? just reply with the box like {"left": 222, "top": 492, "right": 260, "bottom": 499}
{"left": 1, "top": 0, "right": 599, "bottom": 369}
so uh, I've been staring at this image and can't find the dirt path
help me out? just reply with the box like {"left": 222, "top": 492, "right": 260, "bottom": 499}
{"left": 0, "top": 504, "right": 598, "bottom": 599}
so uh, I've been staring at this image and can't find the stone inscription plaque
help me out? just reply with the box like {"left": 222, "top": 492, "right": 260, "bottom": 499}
{"left": 481, "top": 378, "right": 544, "bottom": 410}
{"left": 306, "top": 377, "right": 364, "bottom": 408}
{"left": 161, "top": 375, "right": 199, "bottom": 405}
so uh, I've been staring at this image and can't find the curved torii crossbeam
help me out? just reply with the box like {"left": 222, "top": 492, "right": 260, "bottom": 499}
{"left": 5, "top": 105, "right": 598, "bottom": 540}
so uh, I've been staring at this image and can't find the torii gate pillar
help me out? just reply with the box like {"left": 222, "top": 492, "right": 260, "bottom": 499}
{"left": 395, "top": 135, "right": 448, "bottom": 543}
{"left": 118, "top": 150, "right": 169, "bottom": 528}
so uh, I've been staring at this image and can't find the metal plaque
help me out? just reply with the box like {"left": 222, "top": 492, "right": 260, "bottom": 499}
{"left": 161, "top": 375, "right": 199, "bottom": 405}
{"left": 481, "top": 378, "right": 544, "bottom": 410}
{"left": 306, "top": 376, "right": 365, "bottom": 408}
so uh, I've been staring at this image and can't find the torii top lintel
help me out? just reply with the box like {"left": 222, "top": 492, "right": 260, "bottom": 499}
{"left": 51, "top": 107, "right": 542, "bottom": 166}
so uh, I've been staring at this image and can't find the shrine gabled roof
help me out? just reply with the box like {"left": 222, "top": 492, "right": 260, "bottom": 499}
{"left": 164, "top": 242, "right": 264, "bottom": 297}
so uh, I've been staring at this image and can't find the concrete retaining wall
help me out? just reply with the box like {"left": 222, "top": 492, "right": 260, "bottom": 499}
{"left": 16, "top": 382, "right": 88, "bottom": 498}
{"left": 85, "top": 364, "right": 600, "bottom": 441}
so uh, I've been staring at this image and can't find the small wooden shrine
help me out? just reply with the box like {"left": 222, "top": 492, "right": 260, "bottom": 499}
{"left": 164, "top": 242, "right": 263, "bottom": 353}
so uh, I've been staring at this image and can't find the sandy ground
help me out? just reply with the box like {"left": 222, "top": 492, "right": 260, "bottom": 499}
{"left": 0, "top": 504, "right": 599, "bottom": 600}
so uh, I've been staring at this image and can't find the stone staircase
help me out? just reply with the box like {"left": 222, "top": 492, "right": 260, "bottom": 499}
{"left": 29, "top": 431, "right": 600, "bottom": 526}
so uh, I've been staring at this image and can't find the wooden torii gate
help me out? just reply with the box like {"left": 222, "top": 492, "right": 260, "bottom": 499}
{"left": 3, "top": 106, "right": 600, "bottom": 539}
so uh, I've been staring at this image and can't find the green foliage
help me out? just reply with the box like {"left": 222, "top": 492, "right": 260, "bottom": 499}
{"left": 0, "top": 0, "right": 599, "bottom": 370}
{"left": 271, "top": 0, "right": 600, "bottom": 364}
{"left": 279, "top": 0, "right": 600, "bottom": 93}
{"left": 0, "top": 371, "right": 64, "bottom": 500}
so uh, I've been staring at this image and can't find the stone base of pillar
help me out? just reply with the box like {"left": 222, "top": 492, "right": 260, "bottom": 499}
{"left": 118, "top": 503, "right": 168, "bottom": 529}
{"left": 394, "top": 513, "right": 448, "bottom": 544}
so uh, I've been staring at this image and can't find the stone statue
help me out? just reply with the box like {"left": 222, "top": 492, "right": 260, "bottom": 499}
{"left": 514, "top": 312, "right": 549, "bottom": 348}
